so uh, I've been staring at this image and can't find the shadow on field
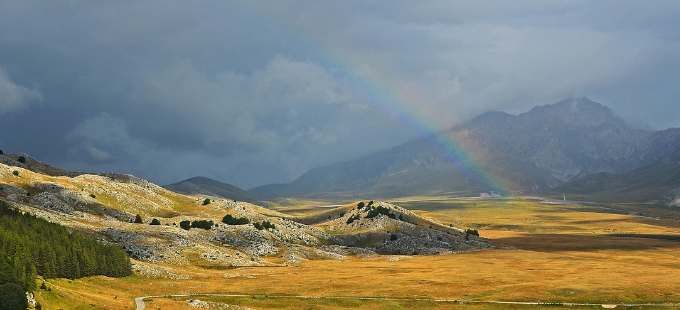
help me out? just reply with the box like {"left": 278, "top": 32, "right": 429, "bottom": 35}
{"left": 493, "top": 233, "right": 680, "bottom": 252}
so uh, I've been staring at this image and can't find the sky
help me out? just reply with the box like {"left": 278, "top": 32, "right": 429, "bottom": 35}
{"left": 0, "top": 1, "right": 679, "bottom": 189}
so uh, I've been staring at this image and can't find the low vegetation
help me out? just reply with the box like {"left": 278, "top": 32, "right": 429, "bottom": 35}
{"left": 222, "top": 214, "right": 250, "bottom": 225}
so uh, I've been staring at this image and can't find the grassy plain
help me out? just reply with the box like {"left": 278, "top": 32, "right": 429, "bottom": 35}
{"left": 38, "top": 198, "right": 680, "bottom": 309}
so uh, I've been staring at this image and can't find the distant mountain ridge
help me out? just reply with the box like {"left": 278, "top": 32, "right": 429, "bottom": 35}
{"left": 548, "top": 148, "right": 680, "bottom": 205}
{"left": 251, "top": 97, "right": 680, "bottom": 199}
{"left": 164, "top": 176, "right": 262, "bottom": 204}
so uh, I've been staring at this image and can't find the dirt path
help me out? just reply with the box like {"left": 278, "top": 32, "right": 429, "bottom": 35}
{"left": 133, "top": 293, "right": 680, "bottom": 309}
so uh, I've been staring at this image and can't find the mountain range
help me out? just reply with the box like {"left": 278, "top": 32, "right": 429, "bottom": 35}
{"left": 163, "top": 176, "right": 262, "bottom": 204}
{"left": 249, "top": 97, "right": 680, "bottom": 203}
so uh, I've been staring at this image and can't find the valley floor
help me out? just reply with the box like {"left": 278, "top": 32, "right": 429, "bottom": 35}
{"left": 37, "top": 198, "right": 680, "bottom": 310}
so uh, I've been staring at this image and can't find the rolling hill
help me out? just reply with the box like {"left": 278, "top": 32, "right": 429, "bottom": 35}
{"left": 251, "top": 97, "right": 680, "bottom": 199}
{"left": 0, "top": 153, "right": 487, "bottom": 273}
{"left": 164, "top": 176, "right": 263, "bottom": 204}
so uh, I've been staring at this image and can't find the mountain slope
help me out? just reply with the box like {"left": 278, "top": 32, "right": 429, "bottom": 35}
{"left": 164, "top": 176, "right": 262, "bottom": 204}
{"left": 0, "top": 154, "right": 488, "bottom": 271}
{"left": 549, "top": 149, "right": 680, "bottom": 205}
{"left": 251, "top": 97, "right": 680, "bottom": 199}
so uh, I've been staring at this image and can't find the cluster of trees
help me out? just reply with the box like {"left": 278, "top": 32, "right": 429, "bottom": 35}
{"left": 222, "top": 214, "right": 250, "bottom": 225}
{"left": 356, "top": 201, "right": 373, "bottom": 210}
{"left": 253, "top": 220, "right": 275, "bottom": 230}
{"left": 179, "top": 220, "right": 214, "bottom": 230}
{"left": 0, "top": 201, "right": 132, "bottom": 295}
{"left": 365, "top": 205, "right": 397, "bottom": 219}
{"left": 346, "top": 214, "right": 361, "bottom": 224}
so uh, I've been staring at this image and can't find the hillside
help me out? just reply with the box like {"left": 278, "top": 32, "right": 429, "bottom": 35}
{"left": 548, "top": 149, "right": 680, "bottom": 206}
{"left": 251, "top": 97, "right": 680, "bottom": 199}
{"left": 164, "top": 176, "right": 262, "bottom": 204}
{"left": 0, "top": 155, "right": 489, "bottom": 274}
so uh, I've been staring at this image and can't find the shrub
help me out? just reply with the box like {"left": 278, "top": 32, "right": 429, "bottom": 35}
{"left": 346, "top": 214, "right": 361, "bottom": 224}
{"left": 0, "top": 149, "right": 3, "bottom": 155}
{"left": 12, "top": 170, "right": 18, "bottom": 176}
{"left": 150, "top": 218, "right": 161, "bottom": 225}
{"left": 134, "top": 214, "right": 143, "bottom": 223}
{"left": 465, "top": 229, "right": 479, "bottom": 241}
{"left": 202, "top": 198, "right": 211, "bottom": 205}
{"left": 17, "top": 156, "right": 26, "bottom": 163}
{"left": 366, "top": 206, "right": 396, "bottom": 219}
{"left": 253, "top": 220, "right": 275, "bottom": 230}
{"left": 179, "top": 220, "right": 191, "bottom": 230}
{"left": 390, "top": 233, "right": 398, "bottom": 241}
{"left": 89, "top": 194, "right": 96, "bottom": 199}
{"left": 191, "top": 220, "right": 214, "bottom": 230}
{"left": 357, "top": 201, "right": 365, "bottom": 209}
{"left": 222, "top": 214, "right": 250, "bottom": 225}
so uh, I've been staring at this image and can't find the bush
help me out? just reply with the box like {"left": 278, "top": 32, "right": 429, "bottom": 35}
{"left": 89, "top": 193, "right": 96, "bottom": 199}
{"left": 465, "top": 229, "right": 479, "bottom": 241}
{"left": 17, "top": 156, "right": 26, "bottom": 163}
{"left": 12, "top": 170, "right": 18, "bottom": 176}
{"left": 253, "top": 220, "right": 275, "bottom": 230}
{"left": 150, "top": 218, "right": 161, "bottom": 225}
{"left": 179, "top": 220, "right": 191, "bottom": 230}
{"left": 390, "top": 233, "right": 398, "bottom": 241}
{"left": 357, "top": 201, "right": 365, "bottom": 209}
{"left": 366, "top": 206, "right": 396, "bottom": 219}
{"left": 346, "top": 214, "right": 361, "bottom": 224}
{"left": 134, "top": 214, "right": 143, "bottom": 223}
{"left": 191, "top": 220, "right": 214, "bottom": 230}
{"left": 0, "top": 149, "right": 3, "bottom": 155}
{"left": 202, "top": 198, "right": 211, "bottom": 205}
{"left": 222, "top": 214, "right": 250, "bottom": 225}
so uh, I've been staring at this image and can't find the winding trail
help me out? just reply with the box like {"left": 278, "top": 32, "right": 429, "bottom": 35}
{"left": 133, "top": 293, "right": 680, "bottom": 309}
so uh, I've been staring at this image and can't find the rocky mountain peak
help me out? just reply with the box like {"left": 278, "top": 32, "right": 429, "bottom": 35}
{"left": 525, "top": 97, "right": 623, "bottom": 129}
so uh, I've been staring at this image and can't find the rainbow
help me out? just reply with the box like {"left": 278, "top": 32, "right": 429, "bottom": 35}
{"left": 247, "top": 6, "right": 508, "bottom": 195}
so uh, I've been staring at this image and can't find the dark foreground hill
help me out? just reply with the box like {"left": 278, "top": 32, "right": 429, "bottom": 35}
{"left": 251, "top": 97, "right": 680, "bottom": 199}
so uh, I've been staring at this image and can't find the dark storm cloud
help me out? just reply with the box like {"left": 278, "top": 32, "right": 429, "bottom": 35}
{"left": 0, "top": 1, "right": 678, "bottom": 188}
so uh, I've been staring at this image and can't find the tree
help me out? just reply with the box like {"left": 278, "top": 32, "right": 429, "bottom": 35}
{"left": 390, "top": 234, "right": 398, "bottom": 241}
{"left": 0, "top": 283, "right": 28, "bottom": 310}
{"left": 12, "top": 171, "right": 18, "bottom": 176}
{"left": 17, "top": 156, "right": 26, "bottom": 163}
{"left": 0, "top": 149, "right": 3, "bottom": 155}
{"left": 357, "top": 202, "right": 365, "bottom": 209}
{"left": 134, "top": 214, "right": 143, "bottom": 224}
{"left": 150, "top": 218, "right": 161, "bottom": 225}
{"left": 202, "top": 198, "right": 211, "bottom": 205}
{"left": 465, "top": 229, "right": 479, "bottom": 241}
{"left": 222, "top": 214, "right": 249, "bottom": 225}
{"left": 179, "top": 221, "right": 191, "bottom": 230}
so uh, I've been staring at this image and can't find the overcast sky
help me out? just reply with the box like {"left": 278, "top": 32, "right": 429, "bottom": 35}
{"left": 0, "top": 1, "right": 679, "bottom": 188}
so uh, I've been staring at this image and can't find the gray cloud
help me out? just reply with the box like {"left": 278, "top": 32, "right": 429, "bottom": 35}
{"left": 0, "top": 1, "right": 679, "bottom": 187}
{"left": 0, "top": 68, "right": 41, "bottom": 115}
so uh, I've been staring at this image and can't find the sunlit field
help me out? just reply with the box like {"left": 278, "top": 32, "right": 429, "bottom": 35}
{"left": 38, "top": 198, "right": 680, "bottom": 309}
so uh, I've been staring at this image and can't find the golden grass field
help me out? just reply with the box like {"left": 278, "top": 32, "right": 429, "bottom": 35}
{"left": 36, "top": 198, "right": 680, "bottom": 310}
